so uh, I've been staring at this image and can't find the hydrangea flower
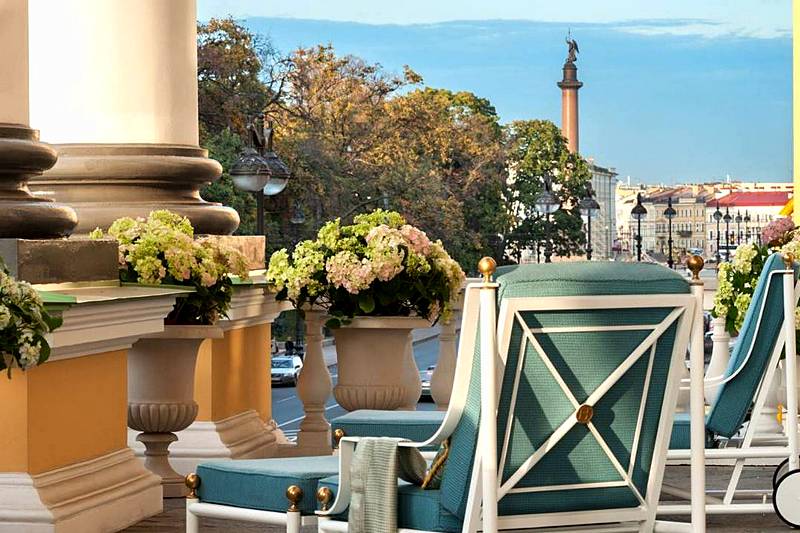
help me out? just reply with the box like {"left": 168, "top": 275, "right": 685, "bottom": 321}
{"left": 92, "top": 210, "right": 250, "bottom": 325}
{"left": 266, "top": 209, "right": 466, "bottom": 325}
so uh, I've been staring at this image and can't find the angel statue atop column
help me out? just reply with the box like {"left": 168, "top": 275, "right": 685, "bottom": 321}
{"left": 565, "top": 31, "right": 579, "bottom": 64}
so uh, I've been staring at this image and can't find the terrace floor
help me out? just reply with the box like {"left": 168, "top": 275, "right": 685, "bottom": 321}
{"left": 124, "top": 465, "right": 788, "bottom": 532}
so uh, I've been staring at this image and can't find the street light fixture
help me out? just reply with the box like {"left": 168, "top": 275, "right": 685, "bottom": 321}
{"left": 579, "top": 187, "right": 600, "bottom": 261}
{"left": 230, "top": 115, "right": 290, "bottom": 235}
{"left": 735, "top": 211, "right": 743, "bottom": 246}
{"left": 713, "top": 201, "right": 722, "bottom": 263}
{"left": 631, "top": 193, "right": 647, "bottom": 262}
{"left": 663, "top": 197, "right": 677, "bottom": 269}
{"left": 534, "top": 173, "right": 561, "bottom": 263}
{"left": 744, "top": 210, "right": 751, "bottom": 242}
{"left": 723, "top": 206, "right": 732, "bottom": 262}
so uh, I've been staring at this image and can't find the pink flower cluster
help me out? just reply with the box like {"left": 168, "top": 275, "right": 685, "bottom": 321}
{"left": 325, "top": 251, "right": 375, "bottom": 294}
{"left": 761, "top": 217, "right": 796, "bottom": 247}
{"left": 400, "top": 224, "right": 431, "bottom": 255}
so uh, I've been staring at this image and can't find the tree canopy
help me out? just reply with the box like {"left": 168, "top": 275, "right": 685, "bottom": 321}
{"left": 198, "top": 18, "right": 593, "bottom": 270}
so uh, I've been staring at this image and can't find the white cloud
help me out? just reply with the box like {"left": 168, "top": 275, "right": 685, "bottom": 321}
{"left": 198, "top": 0, "right": 791, "bottom": 39}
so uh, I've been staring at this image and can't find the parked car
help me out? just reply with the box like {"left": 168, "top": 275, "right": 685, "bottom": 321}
{"left": 271, "top": 355, "right": 303, "bottom": 386}
{"left": 420, "top": 365, "right": 435, "bottom": 401}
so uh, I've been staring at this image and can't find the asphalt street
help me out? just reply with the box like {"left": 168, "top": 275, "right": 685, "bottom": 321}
{"left": 272, "top": 336, "right": 442, "bottom": 441}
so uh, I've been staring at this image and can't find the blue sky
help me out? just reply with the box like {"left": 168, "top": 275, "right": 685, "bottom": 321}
{"left": 198, "top": 1, "right": 792, "bottom": 184}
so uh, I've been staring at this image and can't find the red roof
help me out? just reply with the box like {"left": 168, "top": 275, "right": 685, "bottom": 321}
{"left": 706, "top": 191, "right": 790, "bottom": 208}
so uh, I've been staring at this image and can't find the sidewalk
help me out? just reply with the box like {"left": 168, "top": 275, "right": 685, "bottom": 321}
{"left": 321, "top": 325, "right": 443, "bottom": 367}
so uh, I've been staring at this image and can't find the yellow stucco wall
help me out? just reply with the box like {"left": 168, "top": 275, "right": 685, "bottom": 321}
{"left": 194, "top": 323, "right": 272, "bottom": 422}
{"left": 0, "top": 350, "right": 128, "bottom": 475}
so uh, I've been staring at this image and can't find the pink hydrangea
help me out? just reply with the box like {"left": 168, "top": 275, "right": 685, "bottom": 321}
{"left": 326, "top": 251, "right": 375, "bottom": 294}
{"left": 399, "top": 224, "right": 431, "bottom": 255}
{"left": 761, "top": 217, "right": 796, "bottom": 246}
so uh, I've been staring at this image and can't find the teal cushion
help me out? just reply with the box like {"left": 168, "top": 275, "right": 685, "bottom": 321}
{"left": 196, "top": 456, "right": 339, "bottom": 515}
{"left": 706, "top": 254, "right": 796, "bottom": 438}
{"left": 495, "top": 262, "right": 690, "bottom": 300}
{"left": 331, "top": 409, "right": 444, "bottom": 450}
{"left": 668, "top": 412, "right": 716, "bottom": 449}
{"left": 318, "top": 475, "right": 462, "bottom": 532}
{"left": 440, "top": 261, "right": 690, "bottom": 520}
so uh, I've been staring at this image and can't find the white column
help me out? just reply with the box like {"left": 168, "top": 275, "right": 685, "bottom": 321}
{"left": 0, "top": 0, "right": 29, "bottom": 125}
{"left": 294, "top": 310, "right": 334, "bottom": 455}
{"left": 0, "top": 0, "right": 76, "bottom": 238}
{"left": 704, "top": 316, "right": 731, "bottom": 404}
{"left": 26, "top": 0, "right": 238, "bottom": 235}
{"left": 29, "top": 0, "right": 198, "bottom": 145}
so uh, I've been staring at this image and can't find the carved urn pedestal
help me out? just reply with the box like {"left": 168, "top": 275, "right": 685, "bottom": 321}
{"left": 127, "top": 325, "right": 223, "bottom": 497}
{"left": 332, "top": 317, "right": 430, "bottom": 411}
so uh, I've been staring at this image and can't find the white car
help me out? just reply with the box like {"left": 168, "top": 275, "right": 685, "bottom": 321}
{"left": 271, "top": 355, "right": 303, "bottom": 386}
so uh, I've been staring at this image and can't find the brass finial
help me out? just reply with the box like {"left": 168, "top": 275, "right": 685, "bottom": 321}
{"left": 286, "top": 485, "right": 303, "bottom": 512}
{"left": 185, "top": 473, "right": 200, "bottom": 499}
{"left": 686, "top": 255, "right": 704, "bottom": 281}
{"left": 478, "top": 256, "right": 497, "bottom": 283}
{"left": 316, "top": 486, "right": 333, "bottom": 511}
{"left": 333, "top": 428, "right": 345, "bottom": 447}
{"left": 784, "top": 253, "right": 795, "bottom": 269}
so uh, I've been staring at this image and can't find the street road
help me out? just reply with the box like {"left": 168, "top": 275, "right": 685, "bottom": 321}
{"left": 272, "top": 336, "right": 442, "bottom": 441}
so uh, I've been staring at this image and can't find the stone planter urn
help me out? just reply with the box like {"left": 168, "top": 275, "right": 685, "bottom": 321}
{"left": 127, "top": 324, "right": 223, "bottom": 497}
{"left": 332, "top": 316, "right": 431, "bottom": 411}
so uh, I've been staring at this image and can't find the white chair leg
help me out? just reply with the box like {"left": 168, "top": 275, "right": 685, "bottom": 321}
{"left": 287, "top": 510, "right": 301, "bottom": 533}
{"left": 286, "top": 484, "right": 303, "bottom": 533}
{"left": 185, "top": 498, "right": 199, "bottom": 533}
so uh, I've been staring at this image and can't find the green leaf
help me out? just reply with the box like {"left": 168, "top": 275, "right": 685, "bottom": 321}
{"left": 325, "top": 317, "right": 342, "bottom": 329}
{"left": 358, "top": 293, "right": 375, "bottom": 314}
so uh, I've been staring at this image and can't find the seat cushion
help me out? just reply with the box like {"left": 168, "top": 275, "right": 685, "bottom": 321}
{"left": 331, "top": 409, "right": 445, "bottom": 450}
{"left": 496, "top": 261, "right": 690, "bottom": 300}
{"left": 706, "top": 253, "right": 792, "bottom": 438}
{"left": 318, "top": 475, "right": 462, "bottom": 532}
{"left": 196, "top": 456, "right": 339, "bottom": 515}
{"left": 668, "top": 412, "right": 716, "bottom": 449}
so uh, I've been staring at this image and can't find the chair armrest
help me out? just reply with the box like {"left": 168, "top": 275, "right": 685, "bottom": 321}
{"left": 317, "top": 437, "right": 358, "bottom": 516}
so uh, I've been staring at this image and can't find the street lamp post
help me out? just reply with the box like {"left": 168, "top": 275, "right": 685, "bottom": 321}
{"left": 579, "top": 188, "right": 600, "bottom": 261}
{"left": 631, "top": 193, "right": 647, "bottom": 262}
{"left": 230, "top": 115, "right": 290, "bottom": 235}
{"left": 664, "top": 197, "right": 677, "bottom": 269}
{"left": 713, "top": 201, "right": 722, "bottom": 263}
{"left": 534, "top": 173, "right": 561, "bottom": 263}
{"left": 744, "top": 211, "right": 751, "bottom": 242}
{"left": 735, "top": 211, "right": 742, "bottom": 246}
{"left": 723, "top": 207, "right": 732, "bottom": 261}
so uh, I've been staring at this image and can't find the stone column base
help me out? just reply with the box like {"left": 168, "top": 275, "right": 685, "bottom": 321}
{"left": 128, "top": 410, "right": 281, "bottom": 475}
{"left": 0, "top": 449, "right": 161, "bottom": 533}
{"left": 29, "top": 143, "right": 239, "bottom": 235}
{"left": 0, "top": 123, "right": 77, "bottom": 238}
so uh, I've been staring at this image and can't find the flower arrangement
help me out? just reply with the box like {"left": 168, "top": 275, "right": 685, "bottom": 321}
{"left": 90, "top": 210, "right": 250, "bottom": 325}
{"left": 266, "top": 209, "right": 466, "bottom": 328}
{"left": 714, "top": 217, "right": 798, "bottom": 335}
{"left": 0, "top": 261, "right": 61, "bottom": 376}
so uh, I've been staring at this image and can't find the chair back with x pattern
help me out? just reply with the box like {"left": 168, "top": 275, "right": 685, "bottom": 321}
{"left": 439, "top": 262, "right": 694, "bottom": 527}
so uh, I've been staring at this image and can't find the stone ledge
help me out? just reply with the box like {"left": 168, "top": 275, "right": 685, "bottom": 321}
{"left": 0, "top": 237, "right": 118, "bottom": 284}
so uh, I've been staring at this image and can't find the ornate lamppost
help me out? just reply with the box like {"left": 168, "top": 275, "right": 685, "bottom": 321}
{"left": 534, "top": 174, "right": 561, "bottom": 263}
{"left": 723, "top": 207, "right": 732, "bottom": 261}
{"left": 631, "top": 193, "right": 647, "bottom": 262}
{"left": 579, "top": 187, "right": 600, "bottom": 261}
{"left": 664, "top": 197, "right": 677, "bottom": 269}
{"left": 713, "top": 201, "right": 722, "bottom": 263}
{"left": 230, "top": 115, "right": 290, "bottom": 235}
{"left": 744, "top": 211, "right": 751, "bottom": 242}
{"left": 735, "top": 211, "right": 742, "bottom": 246}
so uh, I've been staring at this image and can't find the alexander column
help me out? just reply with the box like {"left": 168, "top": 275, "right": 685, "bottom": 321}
{"left": 557, "top": 34, "right": 583, "bottom": 153}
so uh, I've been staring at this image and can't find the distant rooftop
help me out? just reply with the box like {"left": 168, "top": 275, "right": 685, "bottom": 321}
{"left": 707, "top": 191, "right": 790, "bottom": 208}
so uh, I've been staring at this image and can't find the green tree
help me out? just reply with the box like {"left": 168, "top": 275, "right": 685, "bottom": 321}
{"left": 505, "top": 120, "right": 592, "bottom": 260}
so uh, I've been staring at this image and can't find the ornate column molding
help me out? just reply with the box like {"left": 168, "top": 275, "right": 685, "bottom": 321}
{"left": 29, "top": 144, "right": 238, "bottom": 235}
{"left": 0, "top": 124, "right": 77, "bottom": 238}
